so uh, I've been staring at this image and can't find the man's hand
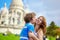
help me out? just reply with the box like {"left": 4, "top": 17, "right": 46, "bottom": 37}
{"left": 28, "top": 32, "right": 39, "bottom": 40}
{"left": 29, "top": 37, "right": 33, "bottom": 40}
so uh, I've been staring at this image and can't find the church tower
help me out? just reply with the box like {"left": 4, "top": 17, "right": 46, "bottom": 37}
{"left": 9, "top": 0, "right": 25, "bottom": 26}
{"left": 0, "top": 3, "right": 9, "bottom": 25}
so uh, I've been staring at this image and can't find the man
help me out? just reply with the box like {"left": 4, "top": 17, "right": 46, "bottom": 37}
{"left": 20, "top": 12, "right": 39, "bottom": 40}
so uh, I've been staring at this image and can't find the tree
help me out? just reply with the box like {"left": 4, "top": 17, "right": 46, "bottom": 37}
{"left": 47, "top": 21, "right": 59, "bottom": 36}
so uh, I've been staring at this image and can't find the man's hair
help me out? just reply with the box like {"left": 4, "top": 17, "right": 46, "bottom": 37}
{"left": 24, "top": 12, "right": 36, "bottom": 23}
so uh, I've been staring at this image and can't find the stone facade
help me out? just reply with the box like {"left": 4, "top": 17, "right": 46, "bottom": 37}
{"left": 0, "top": 0, "right": 26, "bottom": 34}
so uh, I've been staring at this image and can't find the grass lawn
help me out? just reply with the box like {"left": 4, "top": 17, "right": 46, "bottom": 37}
{"left": 48, "top": 36, "right": 56, "bottom": 40}
{"left": 0, "top": 33, "right": 20, "bottom": 40}
{"left": 0, "top": 33, "right": 56, "bottom": 40}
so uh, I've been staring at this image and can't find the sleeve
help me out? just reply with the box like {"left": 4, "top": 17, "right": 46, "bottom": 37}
{"left": 28, "top": 25, "right": 34, "bottom": 33}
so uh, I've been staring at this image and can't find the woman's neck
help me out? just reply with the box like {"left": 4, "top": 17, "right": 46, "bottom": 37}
{"left": 35, "top": 24, "right": 40, "bottom": 32}
{"left": 35, "top": 24, "right": 39, "bottom": 27}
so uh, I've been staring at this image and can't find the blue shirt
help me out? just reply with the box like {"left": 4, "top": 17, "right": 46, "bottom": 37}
{"left": 20, "top": 23, "right": 34, "bottom": 40}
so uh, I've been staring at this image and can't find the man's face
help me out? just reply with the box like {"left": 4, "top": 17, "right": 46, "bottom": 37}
{"left": 32, "top": 16, "right": 36, "bottom": 24}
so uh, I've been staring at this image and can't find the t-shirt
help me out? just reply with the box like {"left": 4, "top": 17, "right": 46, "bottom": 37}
{"left": 20, "top": 23, "right": 34, "bottom": 40}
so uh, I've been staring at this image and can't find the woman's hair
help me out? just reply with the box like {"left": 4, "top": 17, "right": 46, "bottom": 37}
{"left": 38, "top": 16, "right": 46, "bottom": 35}
{"left": 24, "top": 12, "right": 36, "bottom": 23}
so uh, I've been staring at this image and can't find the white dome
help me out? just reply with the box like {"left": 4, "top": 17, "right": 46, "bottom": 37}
{"left": 11, "top": 0, "right": 23, "bottom": 6}
{"left": 1, "top": 3, "right": 9, "bottom": 14}
{"left": 10, "top": 0, "right": 24, "bottom": 10}
{"left": 10, "top": 0, "right": 23, "bottom": 7}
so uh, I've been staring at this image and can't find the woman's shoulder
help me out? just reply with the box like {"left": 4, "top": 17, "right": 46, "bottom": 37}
{"left": 38, "top": 29, "right": 43, "bottom": 32}
{"left": 37, "top": 29, "right": 43, "bottom": 35}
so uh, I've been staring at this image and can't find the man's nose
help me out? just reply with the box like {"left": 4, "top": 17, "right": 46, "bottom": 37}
{"left": 36, "top": 18, "right": 37, "bottom": 20}
{"left": 36, "top": 19, "right": 38, "bottom": 21}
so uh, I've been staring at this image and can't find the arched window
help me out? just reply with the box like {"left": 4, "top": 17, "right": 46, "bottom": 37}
{"left": 9, "top": 17, "right": 11, "bottom": 24}
{"left": 1, "top": 21, "right": 5, "bottom": 24}
{"left": 2, "top": 16, "right": 5, "bottom": 18}
{"left": 13, "top": 18, "right": 15, "bottom": 23}
{"left": 9, "top": 11, "right": 12, "bottom": 14}
{"left": 17, "top": 12, "right": 21, "bottom": 24}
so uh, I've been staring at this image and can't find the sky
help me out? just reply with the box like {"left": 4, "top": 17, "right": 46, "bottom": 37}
{"left": 0, "top": 0, "right": 60, "bottom": 26}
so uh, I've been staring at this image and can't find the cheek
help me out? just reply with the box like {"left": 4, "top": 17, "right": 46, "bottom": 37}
{"left": 38, "top": 20, "right": 40, "bottom": 24}
{"left": 36, "top": 21, "right": 39, "bottom": 24}
{"left": 38, "top": 19, "right": 42, "bottom": 24}
{"left": 33, "top": 19, "right": 36, "bottom": 22}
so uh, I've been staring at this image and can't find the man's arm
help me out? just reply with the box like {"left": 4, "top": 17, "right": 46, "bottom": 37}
{"left": 28, "top": 32, "right": 39, "bottom": 40}
{"left": 28, "top": 25, "right": 39, "bottom": 40}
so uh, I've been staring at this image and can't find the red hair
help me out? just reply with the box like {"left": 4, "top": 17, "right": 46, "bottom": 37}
{"left": 38, "top": 16, "right": 46, "bottom": 35}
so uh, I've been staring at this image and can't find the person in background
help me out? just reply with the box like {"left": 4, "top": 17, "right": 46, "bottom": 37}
{"left": 56, "top": 35, "right": 60, "bottom": 40}
{"left": 45, "top": 36, "right": 49, "bottom": 40}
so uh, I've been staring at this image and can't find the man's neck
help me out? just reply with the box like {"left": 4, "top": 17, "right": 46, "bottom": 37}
{"left": 30, "top": 21, "right": 34, "bottom": 25}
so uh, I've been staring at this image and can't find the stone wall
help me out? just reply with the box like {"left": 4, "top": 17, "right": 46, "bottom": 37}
{"left": 0, "top": 25, "right": 22, "bottom": 34}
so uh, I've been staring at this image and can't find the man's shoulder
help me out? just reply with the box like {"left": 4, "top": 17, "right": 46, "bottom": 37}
{"left": 27, "top": 23, "right": 33, "bottom": 26}
{"left": 25, "top": 23, "right": 34, "bottom": 29}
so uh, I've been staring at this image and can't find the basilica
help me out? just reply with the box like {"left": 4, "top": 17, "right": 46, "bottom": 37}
{"left": 0, "top": 0, "right": 28, "bottom": 34}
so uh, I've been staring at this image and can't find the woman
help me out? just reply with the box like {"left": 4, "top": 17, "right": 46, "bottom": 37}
{"left": 29, "top": 16, "right": 46, "bottom": 40}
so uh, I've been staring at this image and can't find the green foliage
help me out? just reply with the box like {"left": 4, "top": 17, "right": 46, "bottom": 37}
{"left": 48, "top": 36, "right": 56, "bottom": 40}
{"left": 47, "top": 21, "right": 60, "bottom": 36}
{"left": 0, "top": 33, "right": 20, "bottom": 40}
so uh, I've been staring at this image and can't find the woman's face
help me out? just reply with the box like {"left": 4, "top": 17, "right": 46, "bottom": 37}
{"left": 35, "top": 17, "right": 43, "bottom": 32}
{"left": 36, "top": 17, "right": 43, "bottom": 25}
